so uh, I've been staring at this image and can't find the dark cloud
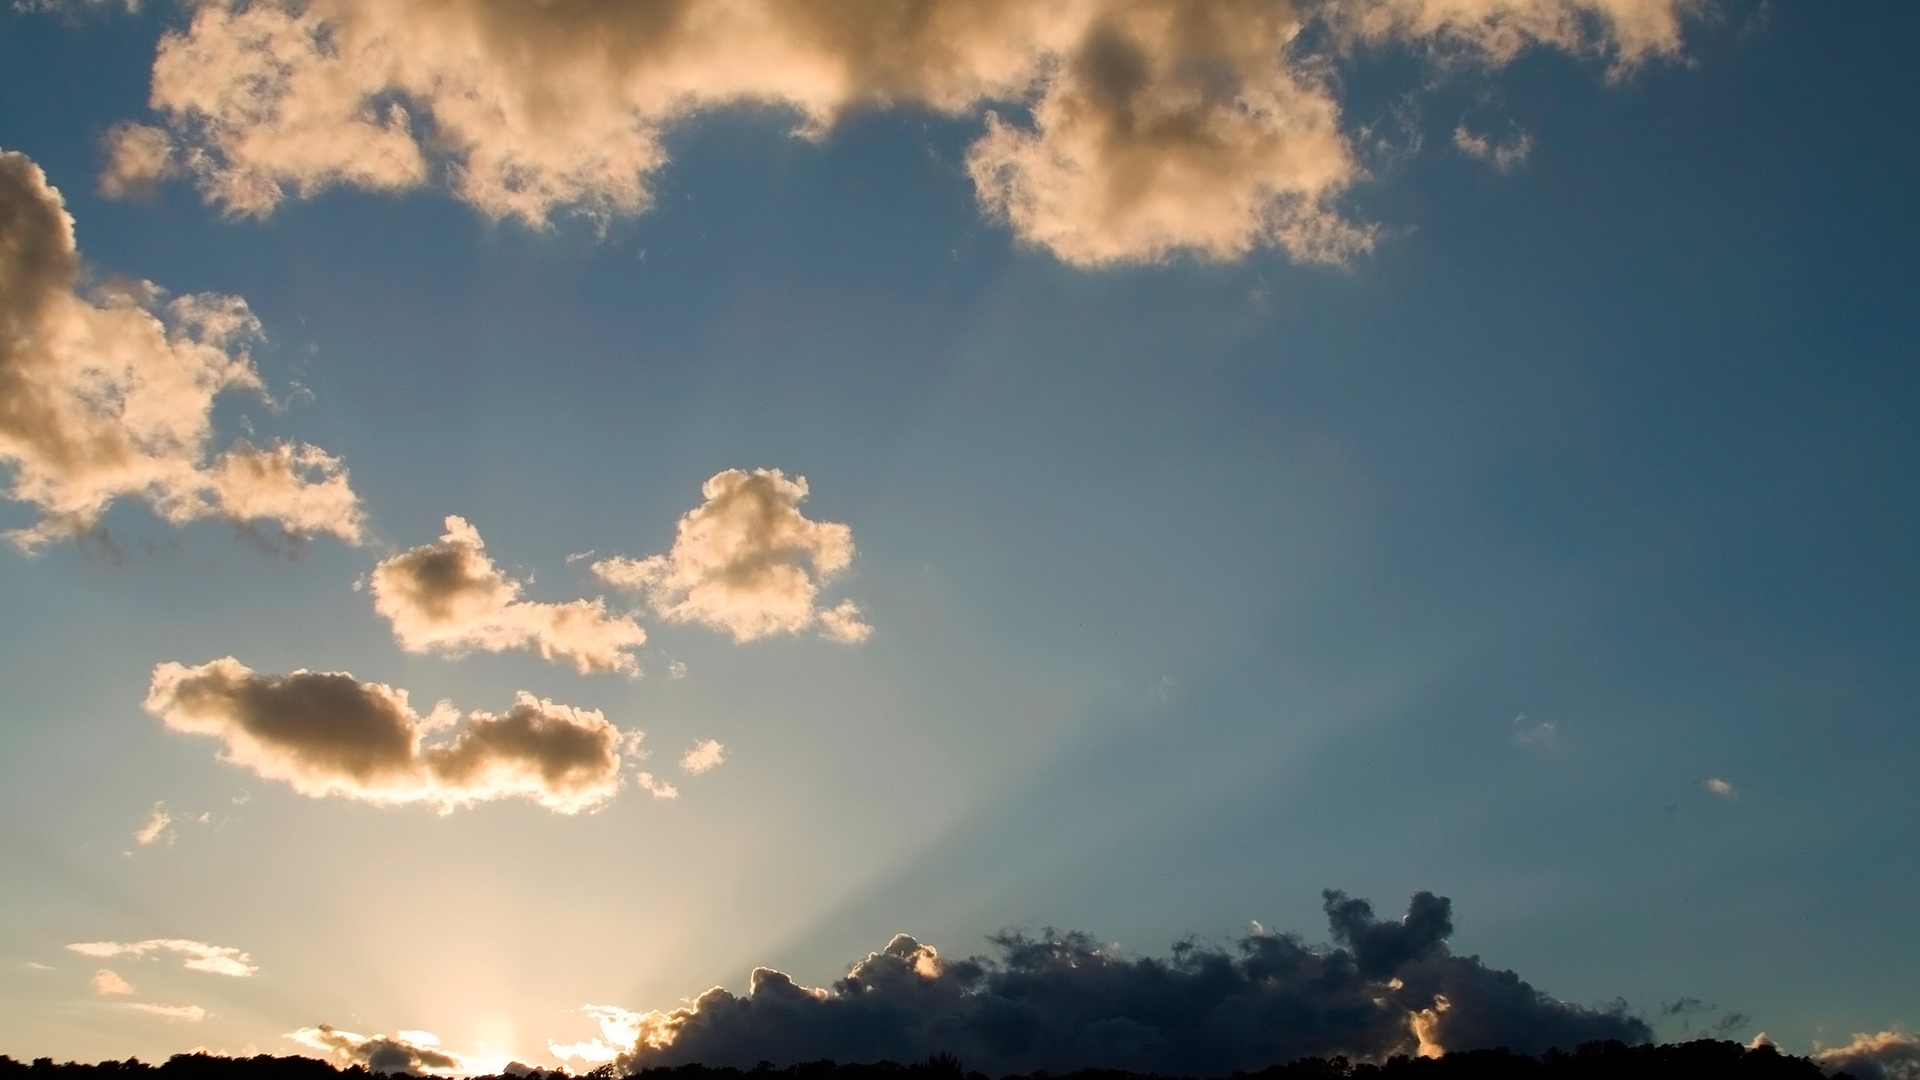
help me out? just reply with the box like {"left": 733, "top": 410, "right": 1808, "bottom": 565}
{"left": 615, "top": 892, "right": 1652, "bottom": 1075}
{"left": 145, "top": 657, "right": 641, "bottom": 813}
{"left": 290, "top": 1026, "right": 462, "bottom": 1075}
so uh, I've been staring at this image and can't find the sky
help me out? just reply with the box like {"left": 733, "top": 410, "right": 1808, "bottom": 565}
{"left": 0, "top": 0, "right": 1916, "bottom": 1075}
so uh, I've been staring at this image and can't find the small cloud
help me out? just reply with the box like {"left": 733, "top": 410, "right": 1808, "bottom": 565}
{"left": 99, "top": 123, "right": 179, "bottom": 200}
{"left": 1512, "top": 713, "right": 1558, "bottom": 749}
{"left": 92, "top": 969, "right": 135, "bottom": 996}
{"left": 23, "top": 961, "right": 55, "bottom": 972}
{"left": 667, "top": 660, "right": 688, "bottom": 680}
{"left": 291, "top": 1025, "right": 461, "bottom": 1074}
{"left": 372, "top": 516, "right": 646, "bottom": 676}
{"left": 679, "top": 739, "right": 725, "bottom": 775}
{"left": 134, "top": 804, "right": 174, "bottom": 846}
{"left": 129, "top": 1003, "right": 208, "bottom": 1023}
{"left": 635, "top": 772, "right": 679, "bottom": 800}
{"left": 68, "top": 939, "right": 256, "bottom": 977}
{"left": 594, "top": 469, "right": 868, "bottom": 644}
{"left": 1705, "top": 777, "right": 1738, "bottom": 800}
{"left": 1453, "top": 125, "right": 1532, "bottom": 171}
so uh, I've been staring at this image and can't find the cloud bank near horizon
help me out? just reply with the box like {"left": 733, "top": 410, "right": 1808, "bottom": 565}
{"left": 85, "top": 0, "right": 1703, "bottom": 266}
{"left": 144, "top": 657, "right": 643, "bottom": 813}
{"left": 0, "top": 149, "right": 364, "bottom": 549}
{"left": 599, "top": 891, "right": 1650, "bottom": 1076}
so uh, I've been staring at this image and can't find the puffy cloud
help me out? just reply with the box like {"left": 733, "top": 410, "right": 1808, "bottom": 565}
{"left": 1818, "top": 1031, "right": 1920, "bottom": 1080}
{"left": 0, "top": 149, "right": 364, "bottom": 550}
{"left": 1706, "top": 777, "right": 1737, "bottom": 799}
{"left": 611, "top": 890, "right": 1651, "bottom": 1075}
{"left": 291, "top": 1025, "right": 462, "bottom": 1074}
{"left": 594, "top": 470, "right": 868, "bottom": 644}
{"left": 371, "top": 516, "right": 646, "bottom": 676}
{"left": 679, "top": 739, "right": 725, "bottom": 775}
{"left": 133, "top": 804, "right": 173, "bottom": 846}
{"left": 99, "top": 123, "right": 179, "bottom": 199}
{"left": 91, "top": 969, "right": 134, "bottom": 996}
{"left": 145, "top": 657, "right": 643, "bottom": 813}
{"left": 67, "top": 939, "right": 256, "bottom": 977}
{"left": 128, "top": 1003, "right": 209, "bottom": 1023}
{"left": 84, "top": 0, "right": 1697, "bottom": 266}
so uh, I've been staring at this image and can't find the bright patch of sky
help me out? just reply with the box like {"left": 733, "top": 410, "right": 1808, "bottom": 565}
{"left": 0, "top": 0, "right": 1915, "bottom": 1072}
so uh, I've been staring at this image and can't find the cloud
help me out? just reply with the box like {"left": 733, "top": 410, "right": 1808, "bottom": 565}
{"left": 290, "top": 1025, "right": 461, "bottom": 1074}
{"left": 609, "top": 890, "right": 1651, "bottom": 1075}
{"left": 550, "top": 1005, "right": 646, "bottom": 1065}
{"left": 1817, "top": 1031, "right": 1920, "bottom": 1080}
{"left": 91, "top": 969, "right": 135, "bottom": 996}
{"left": 1454, "top": 125, "right": 1532, "bottom": 170}
{"left": 594, "top": 470, "right": 868, "bottom": 644}
{"left": 0, "top": 149, "right": 364, "bottom": 550}
{"left": 679, "top": 739, "right": 726, "bottom": 775}
{"left": 145, "top": 657, "right": 644, "bottom": 813}
{"left": 371, "top": 516, "right": 646, "bottom": 675}
{"left": 128, "top": 1003, "right": 209, "bottom": 1023}
{"left": 635, "top": 772, "right": 680, "bottom": 801}
{"left": 67, "top": 939, "right": 256, "bottom": 977}
{"left": 1705, "top": 777, "right": 1737, "bottom": 799}
{"left": 80, "top": 0, "right": 1698, "bottom": 266}
{"left": 133, "top": 804, "right": 173, "bottom": 846}
{"left": 1512, "top": 713, "right": 1557, "bottom": 749}
{"left": 99, "top": 124, "right": 179, "bottom": 199}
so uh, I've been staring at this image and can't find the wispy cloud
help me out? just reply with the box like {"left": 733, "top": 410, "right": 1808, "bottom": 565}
{"left": 634, "top": 773, "right": 680, "bottom": 801}
{"left": 1454, "top": 125, "right": 1532, "bottom": 171}
{"left": 0, "top": 149, "right": 364, "bottom": 550}
{"left": 1512, "top": 713, "right": 1558, "bottom": 749}
{"left": 371, "top": 516, "right": 645, "bottom": 676}
{"left": 595, "top": 469, "right": 869, "bottom": 644}
{"left": 91, "top": 969, "right": 134, "bottom": 996}
{"left": 1705, "top": 777, "right": 1738, "bottom": 800}
{"left": 67, "top": 939, "right": 256, "bottom": 977}
{"left": 128, "top": 1003, "right": 208, "bottom": 1023}
{"left": 133, "top": 804, "right": 173, "bottom": 846}
{"left": 146, "top": 657, "right": 644, "bottom": 813}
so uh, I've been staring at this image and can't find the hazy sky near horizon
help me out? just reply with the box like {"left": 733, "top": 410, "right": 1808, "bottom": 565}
{"left": 1, "top": 0, "right": 1917, "bottom": 1074}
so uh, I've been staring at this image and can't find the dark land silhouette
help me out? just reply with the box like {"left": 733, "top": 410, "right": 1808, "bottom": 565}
{"left": 0, "top": 1040, "right": 1864, "bottom": 1080}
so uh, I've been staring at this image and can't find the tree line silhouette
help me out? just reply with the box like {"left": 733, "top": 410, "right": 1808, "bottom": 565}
{"left": 0, "top": 1039, "right": 1861, "bottom": 1080}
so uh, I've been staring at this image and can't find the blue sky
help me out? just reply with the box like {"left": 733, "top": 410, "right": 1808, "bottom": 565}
{"left": 1, "top": 0, "right": 1916, "bottom": 1074}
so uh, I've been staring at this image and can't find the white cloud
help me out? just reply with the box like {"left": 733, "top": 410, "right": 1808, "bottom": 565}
{"left": 1512, "top": 713, "right": 1557, "bottom": 749}
{"left": 372, "top": 516, "right": 646, "bottom": 675}
{"left": 145, "top": 657, "right": 643, "bottom": 813}
{"left": 129, "top": 1003, "right": 208, "bottom": 1023}
{"left": 550, "top": 1005, "right": 645, "bottom": 1064}
{"left": 1816, "top": 1030, "right": 1920, "bottom": 1080}
{"left": 67, "top": 939, "right": 256, "bottom": 977}
{"left": 679, "top": 739, "right": 725, "bottom": 775}
{"left": 133, "top": 804, "right": 173, "bottom": 846}
{"left": 667, "top": 660, "right": 688, "bottom": 680}
{"left": 0, "top": 149, "right": 365, "bottom": 550}
{"left": 83, "top": 0, "right": 1700, "bottom": 267}
{"left": 1705, "top": 777, "right": 1737, "bottom": 799}
{"left": 92, "top": 969, "right": 135, "bottom": 996}
{"left": 634, "top": 772, "right": 680, "bottom": 801}
{"left": 99, "top": 123, "right": 179, "bottom": 199}
{"left": 594, "top": 469, "right": 868, "bottom": 643}
{"left": 291, "top": 1025, "right": 462, "bottom": 1074}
